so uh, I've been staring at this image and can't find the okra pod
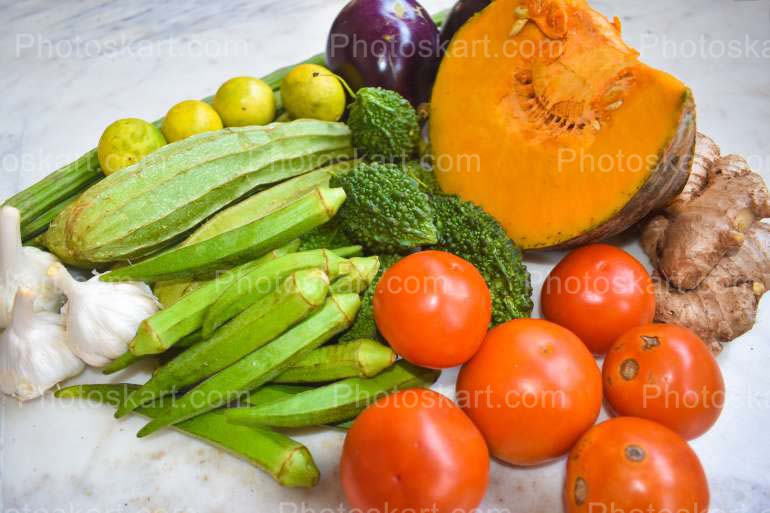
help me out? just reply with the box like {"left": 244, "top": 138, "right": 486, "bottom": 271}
{"left": 226, "top": 361, "right": 440, "bottom": 428}
{"left": 136, "top": 293, "right": 360, "bottom": 437}
{"left": 55, "top": 384, "right": 320, "bottom": 488}
{"left": 102, "top": 330, "right": 204, "bottom": 375}
{"left": 201, "top": 249, "right": 351, "bottom": 338}
{"left": 329, "top": 256, "right": 380, "bottom": 295}
{"left": 116, "top": 269, "right": 330, "bottom": 417}
{"left": 272, "top": 339, "right": 396, "bottom": 384}
{"left": 330, "top": 245, "right": 364, "bottom": 258}
{"left": 153, "top": 240, "right": 301, "bottom": 308}
{"left": 128, "top": 242, "right": 300, "bottom": 356}
{"left": 102, "top": 187, "right": 346, "bottom": 283}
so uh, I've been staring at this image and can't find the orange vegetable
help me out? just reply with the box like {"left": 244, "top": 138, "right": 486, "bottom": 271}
{"left": 602, "top": 324, "right": 724, "bottom": 440}
{"left": 430, "top": 0, "right": 695, "bottom": 249}
{"left": 565, "top": 417, "right": 709, "bottom": 513}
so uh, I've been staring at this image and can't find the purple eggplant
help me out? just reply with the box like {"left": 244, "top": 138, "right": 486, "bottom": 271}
{"left": 326, "top": 0, "right": 440, "bottom": 106}
{"left": 439, "top": 0, "right": 491, "bottom": 50}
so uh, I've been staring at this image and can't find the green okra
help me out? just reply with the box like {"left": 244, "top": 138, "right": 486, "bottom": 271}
{"left": 102, "top": 187, "right": 347, "bottom": 283}
{"left": 154, "top": 240, "right": 302, "bottom": 308}
{"left": 201, "top": 249, "right": 352, "bottom": 338}
{"left": 136, "top": 293, "right": 360, "bottom": 438}
{"left": 55, "top": 384, "right": 319, "bottom": 488}
{"left": 226, "top": 361, "right": 440, "bottom": 428}
{"left": 272, "top": 339, "right": 396, "bottom": 384}
{"left": 116, "top": 269, "right": 330, "bottom": 418}
{"left": 128, "top": 242, "right": 301, "bottom": 356}
{"left": 103, "top": 331, "right": 204, "bottom": 375}
{"left": 329, "top": 256, "right": 380, "bottom": 295}
{"left": 329, "top": 245, "right": 364, "bottom": 258}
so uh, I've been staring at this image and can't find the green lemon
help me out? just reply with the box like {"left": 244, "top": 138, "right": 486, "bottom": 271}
{"left": 161, "top": 100, "right": 223, "bottom": 142}
{"left": 97, "top": 118, "right": 166, "bottom": 176}
{"left": 280, "top": 64, "right": 347, "bottom": 121}
{"left": 213, "top": 76, "right": 276, "bottom": 127}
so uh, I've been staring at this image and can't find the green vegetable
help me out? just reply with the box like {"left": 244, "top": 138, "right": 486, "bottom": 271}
{"left": 331, "top": 162, "right": 437, "bottom": 253}
{"left": 272, "top": 338, "right": 397, "bottom": 384}
{"left": 339, "top": 254, "right": 401, "bottom": 343}
{"left": 329, "top": 256, "right": 380, "bottom": 295}
{"left": 45, "top": 120, "right": 353, "bottom": 267}
{"left": 136, "top": 293, "right": 360, "bottom": 437}
{"left": 347, "top": 87, "right": 419, "bottom": 160}
{"left": 298, "top": 218, "right": 354, "bottom": 252}
{"left": 328, "top": 245, "right": 363, "bottom": 258}
{"left": 97, "top": 118, "right": 167, "bottom": 176}
{"left": 405, "top": 160, "right": 442, "bottom": 194}
{"left": 226, "top": 361, "right": 439, "bottom": 428}
{"left": 153, "top": 240, "right": 302, "bottom": 308}
{"left": 101, "top": 187, "right": 346, "bottom": 283}
{"left": 115, "top": 269, "right": 330, "bottom": 418}
{"left": 129, "top": 261, "right": 261, "bottom": 356}
{"left": 431, "top": 194, "right": 533, "bottom": 324}
{"left": 102, "top": 330, "right": 204, "bottom": 375}
{"left": 55, "top": 384, "right": 319, "bottom": 488}
{"left": 17, "top": 194, "right": 80, "bottom": 242}
{"left": 202, "top": 249, "right": 351, "bottom": 337}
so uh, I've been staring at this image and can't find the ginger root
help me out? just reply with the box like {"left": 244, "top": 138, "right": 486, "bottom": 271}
{"left": 642, "top": 133, "right": 770, "bottom": 352}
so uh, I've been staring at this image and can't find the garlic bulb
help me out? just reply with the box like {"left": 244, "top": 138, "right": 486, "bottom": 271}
{"left": 48, "top": 263, "right": 160, "bottom": 367}
{"left": 0, "top": 288, "right": 84, "bottom": 401}
{"left": 0, "top": 206, "right": 62, "bottom": 328}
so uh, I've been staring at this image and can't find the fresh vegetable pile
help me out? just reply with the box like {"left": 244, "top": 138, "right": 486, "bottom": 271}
{"left": 2, "top": 0, "right": 769, "bottom": 511}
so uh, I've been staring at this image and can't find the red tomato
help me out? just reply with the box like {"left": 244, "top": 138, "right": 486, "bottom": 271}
{"left": 565, "top": 417, "right": 709, "bottom": 513}
{"left": 602, "top": 323, "right": 725, "bottom": 440}
{"left": 373, "top": 250, "right": 491, "bottom": 368}
{"left": 340, "top": 388, "right": 489, "bottom": 513}
{"left": 456, "top": 318, "right": 602, "bottom": 466}
{"left": 541, "top": 244, "right": 655, "bottom": 355}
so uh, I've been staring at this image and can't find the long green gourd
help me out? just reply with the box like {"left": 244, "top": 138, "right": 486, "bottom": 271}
{"left": 54, "top": 384, "right": 320, "bottom": 488}
{"left": 115, "top": 269, "right": 331, "bottom": 417}
{"left": 136, "top": 293, "right": 360, "bottom": 437}
{"left": 101, "top": 186, "right": 347, "bottom": 282}
{"left": 45, "top": 120, "right": 353, "bottom": 266}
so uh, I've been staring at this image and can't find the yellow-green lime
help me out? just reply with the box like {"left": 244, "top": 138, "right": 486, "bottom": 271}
{"left": 97, "top": 118, "right": 166, "bottom": 176}
{"left": 280, "top": 64, "right": 346, "bottom": 122}
{"left": 213, "top": 76, "right": 276, "bottom": 127}
{"left": 162, "top": 100, "right": 223, "bottom": 142}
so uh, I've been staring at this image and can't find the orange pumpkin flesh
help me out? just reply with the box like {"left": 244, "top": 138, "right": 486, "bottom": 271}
{"left": 430, "top": 0, "right": 695, "bottom": 249}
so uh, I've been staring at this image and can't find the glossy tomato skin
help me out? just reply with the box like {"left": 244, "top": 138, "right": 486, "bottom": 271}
{"left": 373, "top": 251, "right": 491, "bottom": 368}
{"left": 456, "top": 319, "right": 602, "bottom": 466}
{"left": 603, "top": 324, "right": 725, "bottom": 440}
{"left": 340, "top": 388, "right": 489, "bottom": 513}
{"left": 565, "top": 417, "right": 709, "bottom": 513}
{"left": 541, "top": 244, "right": 655, "bottom": 355}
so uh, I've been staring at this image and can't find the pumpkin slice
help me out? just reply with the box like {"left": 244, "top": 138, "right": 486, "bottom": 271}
{"left": 430, "top": 0, "right": 695, "bottom": 249}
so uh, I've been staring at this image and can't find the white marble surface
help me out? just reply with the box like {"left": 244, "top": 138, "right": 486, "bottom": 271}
{"left": 1, "top": 0, "right": 770, "bottom": 512}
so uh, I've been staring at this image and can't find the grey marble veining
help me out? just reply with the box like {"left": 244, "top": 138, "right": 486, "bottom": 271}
{"left": 1, "top": 1, "right": 769, "bottom": 511}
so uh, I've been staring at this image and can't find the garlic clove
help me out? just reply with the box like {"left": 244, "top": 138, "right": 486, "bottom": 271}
{"left": 48, "top": 263, "right": 160, "bottom": 368}
{"left": 0, "top": 206, "right": 63, "bottom": 328}
{"left": 0, "top": 288, "right": 84, "bottom": 401}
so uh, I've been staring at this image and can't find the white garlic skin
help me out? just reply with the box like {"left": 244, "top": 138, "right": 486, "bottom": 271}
{"left": 0, "top": 288, "right": 84, "bottom": 401}
{"left": 49, "top": 264, "right": 160, "bottom": 367}
{"left": 0, "top": 206, "right": 63, "bottom": 328}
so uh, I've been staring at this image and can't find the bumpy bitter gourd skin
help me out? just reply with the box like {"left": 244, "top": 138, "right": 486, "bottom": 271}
{"left": 347, "top": 87, "right": 420, "bottom": 160}
{"left": 431, "top": 194, "right": 533, "bottom": 324}
{"left": 331, "top": 162, "right": 437, "bottom": 253}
